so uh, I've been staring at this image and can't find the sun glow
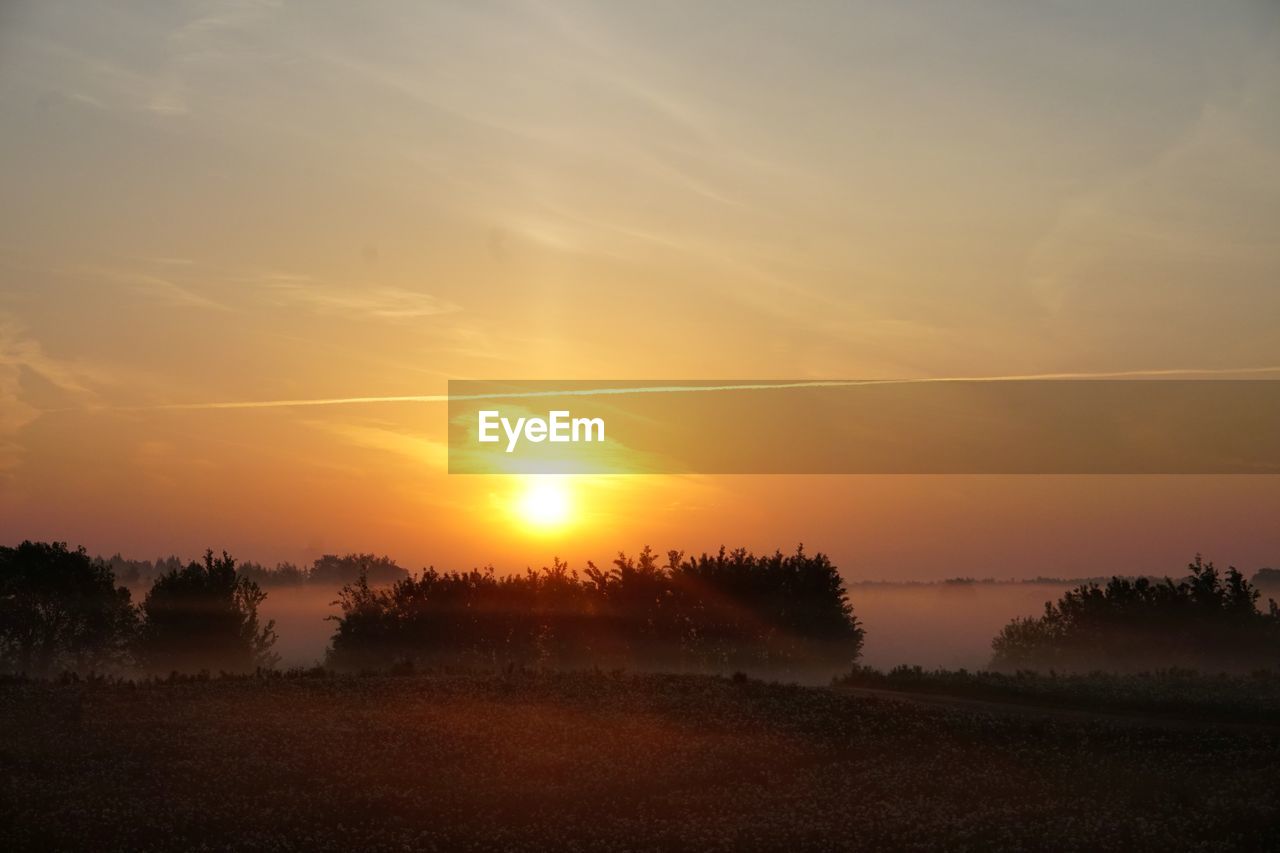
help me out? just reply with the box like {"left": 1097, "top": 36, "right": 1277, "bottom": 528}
{"left": 513, "top": 476, "right": 573, "bottom": 532}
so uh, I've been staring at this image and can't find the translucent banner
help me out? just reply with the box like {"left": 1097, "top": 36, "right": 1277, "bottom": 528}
{"left": 447, "top": 380, "right": 1280, "bottom": 475}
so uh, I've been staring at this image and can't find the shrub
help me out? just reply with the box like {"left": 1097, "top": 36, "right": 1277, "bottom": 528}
{"left": 327, "top": 545, "right": 863, "bottom": 671}
{"left": 137, "top": 550, "right": 278, "bottom": 673}
{"left": 991, "top": 556, "right": 1280, "bottom": 672}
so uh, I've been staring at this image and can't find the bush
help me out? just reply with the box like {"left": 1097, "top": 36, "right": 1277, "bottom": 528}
{"left": 136, "top": 550, "right": 278, "bottom": 673}
{"left": 991, "top": 556, "right": 1280, "bottom": 672}
{"left": 327, "top": 545, "right": 863, "bottom": 672}
{"left": 0, "top": 541, "right": 137, "bottom": 674}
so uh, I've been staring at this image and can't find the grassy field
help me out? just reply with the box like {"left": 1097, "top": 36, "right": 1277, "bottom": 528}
{"left": 2, "top": 669, "right": 1278, "bottom": 851}
{"left": 837, "top": 666, "right": 1280, "bottom": 723}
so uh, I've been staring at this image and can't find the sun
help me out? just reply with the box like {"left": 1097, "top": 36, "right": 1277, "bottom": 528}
{"left": 513, "top": 476, "right": 573, "bottom": 532}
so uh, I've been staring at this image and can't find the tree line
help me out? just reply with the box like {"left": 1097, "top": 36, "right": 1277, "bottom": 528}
{"left": 0, "top": 541, "right": 863, "bottom": 675}
{"left": 3, "top": 540, "right": 1278, "bottom": 676}
{"left": 991, "top": 556, "right": 1280, "bottom": 672}
{"left": 0, "top": 542, "right": 277, "bottom": 675}
{"left": 327, "top": 546, "right": 863, "bottom": 670}
{"left": 101, "top": 551, "right": 408, "bottom": 589}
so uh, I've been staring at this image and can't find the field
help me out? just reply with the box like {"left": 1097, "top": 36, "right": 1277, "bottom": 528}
{"left": 3, "top": 670, "right": 1279, "bottom": 851}
{"left": 838, "top": 667, "right": 1280, "bottom": 723}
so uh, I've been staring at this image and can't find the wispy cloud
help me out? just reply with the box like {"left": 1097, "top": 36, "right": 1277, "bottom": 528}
{"left": 308, "top": 420, "right": 448, "bottom": 470}
{"left": 34, "top": 256, "right": 455, "bottom": 321}
{"left": 22, "top": 0, "right": 285, "bottom": 119}
{"left": 0, "top": 318, "right": 99, "bottom": 473}
{"left": 1027, "top": 53, "right": 1280, "bottom": 315}
{"left": 252, "top": 273, "right": 460, "bottom": 321}
{"left": 128, "top": 274, "right": 229, "bottom": 310}
{"left": 13, "top": 259, "right": 232, "bottom": 312}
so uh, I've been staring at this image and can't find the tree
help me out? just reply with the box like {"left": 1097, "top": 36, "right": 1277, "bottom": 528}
{"left": 326, "top": 544, "right": 864, "bottom": 671}
{"left": 991, "top": 556, "right": 1280, "bottom": 672}
{"left": 1252, "top": 567, "right": 1280, "bottom": 598}
{"left": 309, "top": 553, "right": 407, "bottom": 587}
{"left": 137, "top": 550, "right": 278, "bottom": 673}
{"left": 0, "top": 541, "right": 137, "bottom": 674}
{"left": 237, "top": 560, "right": 307, "bottom": 587}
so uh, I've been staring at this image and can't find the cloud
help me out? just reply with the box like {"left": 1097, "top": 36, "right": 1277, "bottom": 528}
{"left": 128, "top": 274, "right": 229, "bottom": 310}
{"left": 1027, "top": 54, "right": 1280, "bottom": 315}
{"left": 33, "top": 261, "right": 230, "bottom": 311}
{"left": 51, "top": 258, "right": 450, "bottom": 320}
{"left": 308, "top": 420, "right": 448, "bottom": 471}
{"left": 253, "top": 274, "right": 460, "bottom": 321}
{"left": 0, "top": 318, "right": 97, "bottom": 473}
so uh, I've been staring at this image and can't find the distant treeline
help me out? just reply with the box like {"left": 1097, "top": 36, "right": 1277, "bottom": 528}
{"left": 327, "top": 546, "right": 864, "bottom": 671}
{"left": 99, "top": 554, "right": 1280, "bottom": 593}
{"left": 849, "top": 576, "right": 1164, "bottom": 587}
{"left": 102, "top": 552, "right": 408, "bottom": 589}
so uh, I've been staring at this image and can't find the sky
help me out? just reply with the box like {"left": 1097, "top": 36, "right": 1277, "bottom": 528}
{"left": 1, "top": 0, "right": 1279, "bottom": 579}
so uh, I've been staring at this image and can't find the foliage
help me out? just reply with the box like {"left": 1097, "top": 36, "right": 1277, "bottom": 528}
{"left": 1253, "top": 567, "right": 1280, "bottom": 592}
{"left": 328, "top": 545, "right": 863, "bottom": 672}
{"left": 136, "top": 550, "right": 278, "bottom": 673}
{"left": 236, "top": 560, "right": 308, "bottom": 587}
{"left": 100, "top": 551, "right": 407, "bottom": 589}
{"left": 990, "top": 556, "right": 1280, "bottom": 672}
{"left": 0, "top": 541, "right": 137, "bottom": 675}
{"left": 307, "top": 552, "right": 407, "bottom": 587}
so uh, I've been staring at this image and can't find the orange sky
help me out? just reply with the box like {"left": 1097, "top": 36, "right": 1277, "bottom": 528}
{"left": 2, "top": 1, "right": 1279, "bottom": 578}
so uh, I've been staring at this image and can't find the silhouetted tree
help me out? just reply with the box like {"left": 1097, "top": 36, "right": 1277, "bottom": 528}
{"left": 137, "top": 550, "right": 278, "bottom": 673}
{"left": 991, "top": 556, "right": 1280, "bottom": 672}
{"left": 327, "top": 545, "right": 863, "bottom": 671}
{"left": 0, "top": 541, "right": 137, "bottom": 674}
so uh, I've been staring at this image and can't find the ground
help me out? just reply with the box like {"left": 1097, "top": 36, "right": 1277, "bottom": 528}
{"left": 2, "top": 670, "right": 1278, "bottom": 851}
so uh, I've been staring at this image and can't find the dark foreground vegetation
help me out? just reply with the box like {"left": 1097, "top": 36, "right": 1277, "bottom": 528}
{"left": 2, "top": 668, "right": 1278, "bottom": 852}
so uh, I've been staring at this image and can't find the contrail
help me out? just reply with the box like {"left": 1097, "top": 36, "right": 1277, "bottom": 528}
{"left": 48, "top": 365, "right": 1280, "bottom": 413}
{"left": 125, "top": 394, "right": 451, "bottom": 410}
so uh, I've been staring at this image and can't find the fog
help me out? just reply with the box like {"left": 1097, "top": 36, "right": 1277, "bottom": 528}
{"left": 254, "top": 581, "right": 1074, "bottom": 672}
{"left": 257, "top": 586, "right": 344, "bottom": 669}
{"left": 851, "top": 583, "right": 1074, "bottom": 670}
